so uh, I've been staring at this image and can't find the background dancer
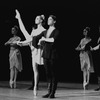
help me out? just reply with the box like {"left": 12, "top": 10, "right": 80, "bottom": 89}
{"left": 5, "top": 25, "right": 22, "bottom": 89}
{"left": 75, "top": 27, "right": 94, "bottom": 90}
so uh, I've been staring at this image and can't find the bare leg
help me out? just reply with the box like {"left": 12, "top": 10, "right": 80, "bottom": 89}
{"left": 32, "top": 60, "right": 39, "bottom": 96}
{"left": 86, "top": 71, "right": 90, "bottom": 85}
{"left": 10, "top": 68, "right": 14, "bottom": 88}
{"left": 13, "top": 67, "right": 18, "bottom": 88}
{"left": 83, "top": 71, "right": 87, "bottom": 90}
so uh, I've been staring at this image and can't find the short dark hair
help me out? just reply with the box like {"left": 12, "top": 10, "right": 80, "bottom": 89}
{"left": 49, "top": 15, "right": 56, "bottom": 21}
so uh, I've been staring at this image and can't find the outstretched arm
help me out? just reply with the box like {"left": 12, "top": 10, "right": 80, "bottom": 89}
{"left": 39, "top": 37, "right": 54, "bottom": 43}
{"left": 15, "top": 9, "right": 31, "bottom": 40}
{"left": 91, "top": 44, "right": 100, "bottom": 51}
{"left": 17, "top": 41, "right": 30, "bottom": 46}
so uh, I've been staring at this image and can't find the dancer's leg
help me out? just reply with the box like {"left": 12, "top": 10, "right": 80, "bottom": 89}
{"left": 10, "top": 68, "right": 14, "bottom": 88}
{"left": 86, "top": 71, "right": 90, "bottom": 84}
{"left": 32, "top": 59, "right": 39, "bottom": 96}
{"left": 13, "top": 67, "right": 18, "bottom": 88}
{"left": 83, "top": 71, "right": 87, "bottom": 90}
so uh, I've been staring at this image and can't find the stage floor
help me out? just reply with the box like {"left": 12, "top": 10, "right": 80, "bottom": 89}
{"left": 0, "top": 81, "right": 100, "bottom": 100}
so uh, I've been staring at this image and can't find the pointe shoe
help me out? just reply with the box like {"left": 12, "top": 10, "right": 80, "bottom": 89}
{"left": 33, "top": 88, "right": 37, "bottom": 96}
{"left": 83, "top": 82, "right": 87, "bottom": 90}
{"left": 13, "top": 81, "right": 16, "bottom": 89}
{"left": 9, "top": 80, "right": 13, "bottom": 88}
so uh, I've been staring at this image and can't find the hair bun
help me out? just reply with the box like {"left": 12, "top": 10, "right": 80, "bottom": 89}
{"left": 41, "top": 15, "right": 45, "bottom": 20}
{"left": 85, "top": 27, "right": 90, "bottom": 31}
{"left": 13, "top": 25, "right": 18, "bottom": 30}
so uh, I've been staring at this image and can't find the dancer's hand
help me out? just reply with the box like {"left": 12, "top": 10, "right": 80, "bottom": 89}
{"left": 4, "top": 42, "right": 7, "bottom": 46}
{"left": 90, "top": 46, "right": 93, "bottom": 51}
{"left": 41, "top": 37, "right": 45, "bottom": 41}
{"left": 75, "top": 47, "right": 80, "bottom": 50}
{"left": 38, "top": 37, "right": 45, "bottom": 45}
{"left": 17, "top": 41, "right": 23, "bottom": 46}
{"left": 15, "top": 9, "right": 20, "bottom": 19}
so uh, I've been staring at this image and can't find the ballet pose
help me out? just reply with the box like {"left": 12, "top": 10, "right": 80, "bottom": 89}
{"left": 5, "top": 25, "right": 22, "bottom": 88}
{"left": 15, "top": 9, "right": 46, "bottom": 96}
{"left": 75, "top": 27, "right": 94, "bottom": 90}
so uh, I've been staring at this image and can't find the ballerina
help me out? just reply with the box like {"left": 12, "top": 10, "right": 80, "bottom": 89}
{"left": 5, "top": 25, "right": 22, "bottom": 89}
{"left": 75, "top": 27, "right": 94, "bottom": 90}
{"left": 15, "top": 9, "right": 46, "bottom": 96}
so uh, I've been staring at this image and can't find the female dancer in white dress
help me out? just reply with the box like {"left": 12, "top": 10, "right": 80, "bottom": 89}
{"left": 15, "top": 9, "right": 46, "bottom": 96}
{"left": 75, "top": 27, "right": 94, "bottom": 90}
{"left": 5, "top": 26, "right": 22, "bottom": 88}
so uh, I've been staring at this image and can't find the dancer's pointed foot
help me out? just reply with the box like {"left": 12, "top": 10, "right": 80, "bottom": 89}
{"left": 83, "top": 82, "right": 87, "bottom": 90}
{"left": 13, "top": 81, "right": 16, "bottom": 89}
{"left": 33, "top": 87, "right": 37, "bottom": 96}
{"left": 9, "top": 80, "right": 13, "bottom": 88}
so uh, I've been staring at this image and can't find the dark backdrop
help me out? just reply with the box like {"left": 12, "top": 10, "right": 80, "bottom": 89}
{"left": 0, "top": 1, "right": 100, "bottom": 83}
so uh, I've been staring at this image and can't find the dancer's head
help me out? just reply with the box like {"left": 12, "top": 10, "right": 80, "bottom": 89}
{"left": 47, "top": 15, "right": 56, "bottom": 26}
{"left": 83, "top": 27, "right": 90, "bottom": 36}
{"left": 11, "top": 25, "right": 18, "bottom": 35}
{"left": 35, "top": 15, "right": 45, "bottom": 25}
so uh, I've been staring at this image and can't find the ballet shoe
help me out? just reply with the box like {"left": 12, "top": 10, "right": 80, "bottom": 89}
{"left": 33, "top": 87, "right": 37, "bottom": 96}
{"left": 13, "top": 81, "right": 16, "bottom": 89}
{"left": 83, "top": 82, "right": 87, "bottom": 90}
{"left": 9, "top": 80, "right": 13, "bottom": 88}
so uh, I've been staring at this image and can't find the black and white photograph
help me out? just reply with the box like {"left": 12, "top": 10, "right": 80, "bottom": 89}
{"left": 0, "top": 0, "right": 100, "bottom": 100}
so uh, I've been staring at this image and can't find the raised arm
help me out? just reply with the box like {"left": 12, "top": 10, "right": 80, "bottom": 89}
{"left": 15, "top": 9, "right": 31, "bottom": 40}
